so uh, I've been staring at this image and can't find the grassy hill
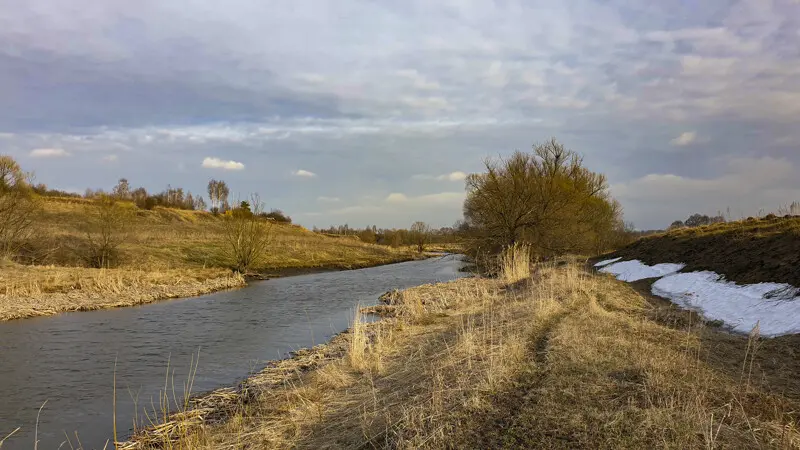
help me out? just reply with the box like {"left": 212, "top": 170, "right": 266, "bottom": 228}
{"left": 0, "top": 198, "right": 417, "bottom": 320}
{"left": 605, "top": 216, "right": 800, "bottom": 285}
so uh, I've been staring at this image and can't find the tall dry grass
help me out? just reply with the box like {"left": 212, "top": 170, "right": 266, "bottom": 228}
{"left": 119, "top": 264, "right": 800, "bottom": 449}
{"left": 0, "top": 265, "right": 244, "bottom": 320}
{"left": 498, "top": 242, "right": 531, "bottom": 284}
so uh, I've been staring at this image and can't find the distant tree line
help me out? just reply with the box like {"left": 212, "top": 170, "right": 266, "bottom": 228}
{"left": 32, "top": 176, "right": 292, "bottom": 224}
{"left": 313, "top": 221, "right": 461, "bottom": 251}
{"left": 668, "top": 213, "right": 726, "bottom": 230}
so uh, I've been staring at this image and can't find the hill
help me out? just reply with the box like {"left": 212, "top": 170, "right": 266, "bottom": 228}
{"left": 605, "top": 216, "right": 800, "bottom": 285}
{"left": 0, "top": 198, "right": 417, "bottom": 320}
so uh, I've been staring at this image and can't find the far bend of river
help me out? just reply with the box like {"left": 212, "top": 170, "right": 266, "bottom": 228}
{"left": 0, "top": 255, "right": 466, "bottom": 449}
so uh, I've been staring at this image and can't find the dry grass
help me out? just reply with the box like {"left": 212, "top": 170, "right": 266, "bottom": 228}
{"left": 1, "top": 198, "right": 418, "bottom": 320}
{"left": 119, "top": 264, "right": 800, "bottom": 449}
{"left": 30, "top": 198, "right": 416, "bottom": 272}
{"left": 0, "top": 264, "right": 245, "bottom": 320}
{"left": 499, "top": 242, "right": 531, "bottom": 284}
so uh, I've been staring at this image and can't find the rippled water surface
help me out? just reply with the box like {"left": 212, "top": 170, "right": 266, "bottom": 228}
{"left": 0, "top": 255, "right": 465, "bottom": 449}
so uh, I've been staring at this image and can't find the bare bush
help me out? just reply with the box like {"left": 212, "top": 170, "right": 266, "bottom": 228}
{"left": 79, "top": 195, "right": 132, "bottom": 268}
{"left": 0, "top": 155, "right": 39, "bottom": 259}
{"left": 463, "top": 138, "right": 621, "bottom": 257}
{"left": 221, "top": 194, "right": 272, "bottom": 273}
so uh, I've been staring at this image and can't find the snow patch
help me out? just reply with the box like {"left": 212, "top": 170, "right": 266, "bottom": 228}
{"left": 652, "top": 272, "right": 800, "bottom": 337}
{"left": 599, "top": 260, "right": 685, "bottom": 282}
{"left": 594, "top": 257, "right": 622, "bottom": 267}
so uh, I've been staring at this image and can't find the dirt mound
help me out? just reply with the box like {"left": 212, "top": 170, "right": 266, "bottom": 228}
{"left": 604, "top": 216, "right": 800, "bottom": 286}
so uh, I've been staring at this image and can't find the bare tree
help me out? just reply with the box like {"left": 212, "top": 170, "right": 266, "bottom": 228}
{"left": 193, "top": 195, "right": 207, "bottom": 211}
{"left": 80, "top": 195, "right": 131, "bottom": 268}
{"left": 207, "top": 179, "right": 230, "bottom": 214}
{"left": 0, "top": 156, "right": 38, "bottom": 259}
{"left": 410, "top": 221, "right": 432, "bottom": 253}
{"left": 463, "top": 138, "right": 619, "bottom": 257}
{"left": 221, "top": 194, "right": 272, "bottom": 273}
{"left": 112, "top": 178, "right": 131, "bottom": 200}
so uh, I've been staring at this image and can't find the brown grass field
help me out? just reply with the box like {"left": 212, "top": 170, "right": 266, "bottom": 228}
{"left": 119, "top": 254, "right": 800, "bottom": 449}
{"left": 0, "top": 198, "right": 420, "bottom": 320}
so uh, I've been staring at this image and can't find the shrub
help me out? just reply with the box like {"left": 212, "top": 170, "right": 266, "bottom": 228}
{"left": 222, "top": 195, "right": 272, "bottom": 272}
{"left": 259, "top": 209, "right": 292, "bottom": 223}
{"left": 78, "top": 195, "right": 132, "bottom": 268}
{"left": 463, "top": 138, "right": 621, "bottom": 258}
{"left": 0, "top": 155, "right": 39, "bottom": 259}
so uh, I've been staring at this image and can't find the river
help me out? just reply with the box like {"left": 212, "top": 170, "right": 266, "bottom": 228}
{"left": 0, "top": 255, "right": 465, "bottom": 449}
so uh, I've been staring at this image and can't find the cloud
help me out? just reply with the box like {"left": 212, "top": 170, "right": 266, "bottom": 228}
{"left": 2, "top": 0, "right": 800, "bottom": 231}
{"left": 670, "top": 132, "right": 697, "bottom": 147}
{"left": 293, "top": 169, "right": 317, "bottom": 178}
{"left": 442, "top": 171, "right": 467, "bottom": 181}
{"left": 412, "top": 171, "right": 468, "bottom": 181}
{"left": 102, "top": 154, "right": 118, "bottom": 162}
{"left": 317, "top": 196, "right": 340, "bottom": 202}
{"left": 385, "top": 191, "right": 464, "bottom": 206}
{"left": 612, "top": 157, "right": 799, "bottom": 228}
{"left": 385, "top": 193, "right": 408, "bottom": 203}
{"left": 29, "top": 148, "right": 69, "bottom": 158}
{"left": 201, "top": 157, "right": 245, "bottom": 170}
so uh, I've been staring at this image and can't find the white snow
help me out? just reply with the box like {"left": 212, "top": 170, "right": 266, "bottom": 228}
{"left": 594, "top": 257, "right": 622, "bottom": 267}
{"left": 652, "top": 272, "right": 800, "bottom": 337}
{"left": 599, "top": 260, "right": 685, "bottom": 282}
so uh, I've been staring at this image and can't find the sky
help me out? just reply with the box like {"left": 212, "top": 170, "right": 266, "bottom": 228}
{"left": 1, "top": 0, "right": 799, "bottom": 230}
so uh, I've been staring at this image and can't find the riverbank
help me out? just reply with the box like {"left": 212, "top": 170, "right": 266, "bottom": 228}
{"left": 0, "top": 198, "right": 422, "bottom": 321}
{"left": 0, "top": 254, "right": 427, "bottom": 321}
{"left": 120, "top": 263, "right": 800, "bottom": 448}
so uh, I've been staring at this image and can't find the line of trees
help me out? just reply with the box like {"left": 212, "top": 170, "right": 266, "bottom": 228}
{"left": 0, "top": 155, "right": 279, "bottom": 272}
{"left": 313, "top": 221, "right": 461, "bottom": 251}
{"left": 668, "top": 213, "right": 726, "bottom": 230}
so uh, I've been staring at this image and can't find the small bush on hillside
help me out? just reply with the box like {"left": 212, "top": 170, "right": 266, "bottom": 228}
{"left": 222, "top": 195, "right": 272, "bottom": 272}
{"left": 259, "top": 209, "right": 292, "bottom": 223}
{"left": 77, "top": 195, "right": 132, "bottom": 268}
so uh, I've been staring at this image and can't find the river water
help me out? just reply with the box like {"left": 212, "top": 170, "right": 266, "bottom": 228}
{"left": 0, "top": 255, "right": 465, "bottom": 449}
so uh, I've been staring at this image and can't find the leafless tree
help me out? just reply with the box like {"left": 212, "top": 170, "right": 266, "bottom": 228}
{"left": 112, "top": 178, "right": 131, "bottom": 200}
{"left": 410, "top": 221, "right": 432, "bottom": 253}
{"left": 463, "top": 138, "right": 620, "bottom": 257}
{"left": 80, "top": 195, "right": 131, "bottom": 268}
{"left": 0, "top": 155, "right": 38, "bottom": 259}
{"left": 207, "top": 179, "right": 231, "bottom": 214}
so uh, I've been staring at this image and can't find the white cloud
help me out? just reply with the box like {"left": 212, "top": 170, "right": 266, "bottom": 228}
{"left": 670, "top": 132, "right": 697, "bottom": 146}
{"left": 30, "top": 148, "right": 69, "bottom": 158}
{"left": 317, "top": 196, "right": 340, "bottom": 202}
{"left": 442, "top": 171, "right": 467, "bottom": 181}
{"left": 412, "top": 171, "right": 468, "bottom": 181}
{"left": 202, "top": 157, "right": 245, "bottom": 170}
{"left": 385, "top": 191, "right": 464, "bottom": 206}
{"left": 293, "top": 169, "right": 317, "bottom": 178}
{"left": 612, "top": 157, "right": 799, "bottom": 227}
{"left": 102, "top": 154, "right": 118, "bottom": 162}
{"left": 385, "top": 193, "right": 408, "bottom": 203}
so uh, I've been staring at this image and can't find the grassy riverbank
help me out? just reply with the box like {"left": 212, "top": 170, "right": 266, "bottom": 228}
{"left": 121, "top": 262, "right": 800, "bottom": 449}
{"left": 0, "top": 198, "right": 419, "bottom": 321}
{"left": 607, "top": 215, "right": 800, "bottom": 285}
